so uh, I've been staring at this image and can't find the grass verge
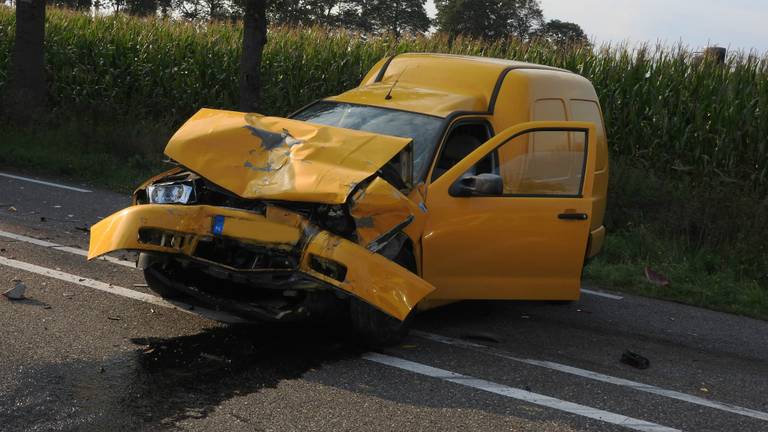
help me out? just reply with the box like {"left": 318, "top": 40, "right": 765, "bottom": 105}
{"left": 585, "top": 229, "right": 768, "bottom": 320}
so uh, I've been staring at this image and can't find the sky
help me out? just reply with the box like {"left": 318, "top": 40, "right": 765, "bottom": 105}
{"left": 426, "top": 0, "right": 768, "bottom": 53}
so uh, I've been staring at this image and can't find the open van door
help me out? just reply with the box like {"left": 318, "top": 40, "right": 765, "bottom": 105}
{"left": 422, "top": 121, "right": 598, "bottom": 301}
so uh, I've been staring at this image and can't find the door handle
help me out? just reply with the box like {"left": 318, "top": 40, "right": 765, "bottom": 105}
{"left": 558, "top": 213, "right": 588, "bottom": 221}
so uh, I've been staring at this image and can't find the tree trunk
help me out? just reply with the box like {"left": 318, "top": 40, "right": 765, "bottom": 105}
{"left": 5, "top": 0, "right": 47, "bottom": 124}
{"left": 239, "top": 0, "right": 267, "bottom": 113}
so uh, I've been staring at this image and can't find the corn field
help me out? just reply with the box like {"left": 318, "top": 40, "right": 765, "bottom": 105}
{"left": 1, "top": 7, "right": 768, "bottom": 192}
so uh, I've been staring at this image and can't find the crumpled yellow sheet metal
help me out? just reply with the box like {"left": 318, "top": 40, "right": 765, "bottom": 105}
{"left": 164, "top": 108, "right": 413, "bottom": 204}
{"left": 349, "top": 177, "right": 424, "bottom": 247}
{"left": 300, "top": 231, "right": 435, "bottom": 320}
{"left": 88, "top": 205, "right": 301, "bottom": 260}
{"left": 88, "top": 204, "right": 434, "bottom": 320}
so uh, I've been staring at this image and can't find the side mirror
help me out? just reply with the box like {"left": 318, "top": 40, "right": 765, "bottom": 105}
{"left": 449, "top": 173, "right": 503, "bottom": 197}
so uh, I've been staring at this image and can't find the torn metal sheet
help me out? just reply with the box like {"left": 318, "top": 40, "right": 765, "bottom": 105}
{"left": 164, "top": 109, "right": 413, "bottom": 204}
{"left": 300, "top": 231, "right": 435, "bottom": 321}
{"left": 349, "top": 177, "right": 418, "bottom": 248}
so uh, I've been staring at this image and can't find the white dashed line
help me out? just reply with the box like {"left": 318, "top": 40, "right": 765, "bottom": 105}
{"left": 0, "top": 256, "right": 245, "bottom": 324}
{"left": 582, "top": 288, "right": 623, "bottom": 300}
{"left": 364, "top": 352, "right": 680, "bottom": 432}
{"left": 414, "top": 331, "right": 768, "bottom": 422}
{"left": 0, "top": 230, "right": 135, "bottom": 268}
{"left": 0, "top": 172, "right": 92, "bottom": 193}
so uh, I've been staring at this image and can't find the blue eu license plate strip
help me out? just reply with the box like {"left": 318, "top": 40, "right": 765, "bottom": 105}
{"left": 212, "top": 215, "right": 225, "bottom": 236}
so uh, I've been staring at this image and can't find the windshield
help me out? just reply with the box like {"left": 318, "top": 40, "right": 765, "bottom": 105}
{"left": 292, "top": 101, "right": 444, "bottom": 180}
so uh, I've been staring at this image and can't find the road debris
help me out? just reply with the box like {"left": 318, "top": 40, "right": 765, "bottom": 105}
{"left": 107, "top": 316, "right": 121, "bottom": 321}
{"left": 621, "top": 350, "right": 650, "bottom": 369}
{"left": 200, "top": 353, "right": 231, "bottom": 363}
{"left": 460, "top": 332, "right": 501, "bottom": 343}
{"left": 134, "top": 283, "right": 149, "bottom": 288}
{"left": 8, "top": 206, "right": 17, "bottom": 212}
{"left": 3, "top": 280, "right": 27, "bottom": 300}
{"left": 644, "top": 267, "right": 670, "bottom": 286}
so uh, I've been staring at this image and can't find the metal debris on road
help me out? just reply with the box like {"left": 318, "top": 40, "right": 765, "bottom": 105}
{"left": 621, "top": 350, "right": 651, "bottom": 369}
{"left": 3, "top": 280, "right": 27, "bottom": 300}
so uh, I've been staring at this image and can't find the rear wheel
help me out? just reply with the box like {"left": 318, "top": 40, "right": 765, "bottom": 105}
{"left": 349, "top": 245, "right": 416, "bottom": 346}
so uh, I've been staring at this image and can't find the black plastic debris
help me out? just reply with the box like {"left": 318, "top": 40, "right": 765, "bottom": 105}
{"left": 460, "top": 332, "right": 501, "bottom": 344}
{"left": 621, "top": 350, "right": 650, "bottom": 369}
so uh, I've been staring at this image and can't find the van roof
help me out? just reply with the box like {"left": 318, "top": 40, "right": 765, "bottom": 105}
{"left": 328, "top": 53, "right": 576, "bottom": 118}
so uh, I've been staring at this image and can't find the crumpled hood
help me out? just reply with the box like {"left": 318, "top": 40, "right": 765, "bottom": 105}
{"left": 165, "top": 108, "right": 413, "bottom": 204}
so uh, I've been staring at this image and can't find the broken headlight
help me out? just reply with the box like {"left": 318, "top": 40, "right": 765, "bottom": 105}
{"left": 147, "top": 182, "right": 195, "bottom": 204}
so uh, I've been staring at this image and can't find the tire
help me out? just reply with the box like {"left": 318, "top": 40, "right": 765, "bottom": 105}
{"left": 349, "top": 245, "right": 416, "bottom": 347}
{"left": 350, "top": 298, "right": 412, "bottom": 347}
{"left": 143, "top": 265, "right": 183, "bottom": 300}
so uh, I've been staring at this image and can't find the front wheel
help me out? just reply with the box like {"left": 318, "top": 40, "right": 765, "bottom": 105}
{"left": 143, "top": 264, "right": 183, "bottom": 300}
{"left": 349, "top": 298, "right": 411, "bottom": 347}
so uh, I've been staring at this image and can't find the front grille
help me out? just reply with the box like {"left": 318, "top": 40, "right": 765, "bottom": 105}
{"left": 193, "top": 236, "right": 296, "bottom": 271}
{"left": 138, "top": 228, "right": 189, "bottom": 250}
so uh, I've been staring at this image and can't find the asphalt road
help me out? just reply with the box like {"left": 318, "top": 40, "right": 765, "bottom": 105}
{"left": 1, "top": 169, "right": 767, "bottom": 432}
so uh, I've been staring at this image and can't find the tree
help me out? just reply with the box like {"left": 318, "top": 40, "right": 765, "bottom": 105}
{"left": 239, "top": 0, "right": 267, "bottom": 112}
{"left": 361, "top": 0, "right": 431, "bottom": 37}
{"left": 435, "top": 0, "right": 544, "bottom": 40}
{"left": 267, "top": 0, "right": 352, "bottom": 27}
{"left": 536, "top": 19, "right": 589, "bottom": 47}
{"left": 4, "top": 0, "right": 47, "bottom": 124}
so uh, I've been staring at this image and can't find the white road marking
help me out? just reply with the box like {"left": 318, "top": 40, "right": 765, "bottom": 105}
{"left": 0, "top": 172, "right": 92, "bottom": 193}
{"left": 364, "top": 352, "right": 680, "bottom": 432}
{"left": 582, "top": 288, "right": 623, "bottom": 300}
{"left": 414, "top": 331, "right": 768, "bottom": 422}
{"left": 0, "top": 256, "right": 245, "bottom": 324}
{"left": 0, "top": 230, "right": 135, "bottom": 268}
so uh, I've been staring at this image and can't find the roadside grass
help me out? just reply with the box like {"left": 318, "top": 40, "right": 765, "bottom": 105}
{"left": 585, "top": 229, "right": 768, "bottom": 321}
{"left": 0, "top": 121, "right": 167, "bottom": 192}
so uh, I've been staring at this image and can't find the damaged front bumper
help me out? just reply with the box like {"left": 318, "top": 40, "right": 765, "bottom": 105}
{"left": 88, "top": 204, "right": 434, "bottom": 321}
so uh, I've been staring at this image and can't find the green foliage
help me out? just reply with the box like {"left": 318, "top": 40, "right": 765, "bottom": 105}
{"left": 535, "top": 19, "right": 589, "bottom": 47}
{"left": 435, "top": 0, "right": 544, "bottom": 40}
{"left": 0, "top": 7, "right": 767, "bottom": 315}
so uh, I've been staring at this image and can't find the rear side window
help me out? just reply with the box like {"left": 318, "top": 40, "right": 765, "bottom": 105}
{"left": 570, "top": 100, "right": 607, "bottom": 172}
{"left": 533, "top": 99, "right": 567, "bottom": 121}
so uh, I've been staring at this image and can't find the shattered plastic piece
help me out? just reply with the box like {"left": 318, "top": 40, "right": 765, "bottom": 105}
{"left": 621, "top": 350, "right": 650, "bottom": 369}
{"left": 3, "top": 280, "right": 27, "bottom": 300}
{"left": 644, "top": 266, "right": 670, "bottom": 286}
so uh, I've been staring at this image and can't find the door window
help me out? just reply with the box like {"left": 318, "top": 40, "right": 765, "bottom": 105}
{"left": 468, "top": 129, "right": 588, "bottom": 197}
{"left": 431, "top": 122, "right": 493, "bottom": 181}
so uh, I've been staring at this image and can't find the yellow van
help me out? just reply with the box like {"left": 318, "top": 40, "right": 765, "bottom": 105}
{"left": 89, "top": 53, "right": 609, "bottom": 343}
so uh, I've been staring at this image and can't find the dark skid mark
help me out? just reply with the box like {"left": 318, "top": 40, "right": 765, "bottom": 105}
{"left": 0, "top": 323, "right": 365, "bottom": 432}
